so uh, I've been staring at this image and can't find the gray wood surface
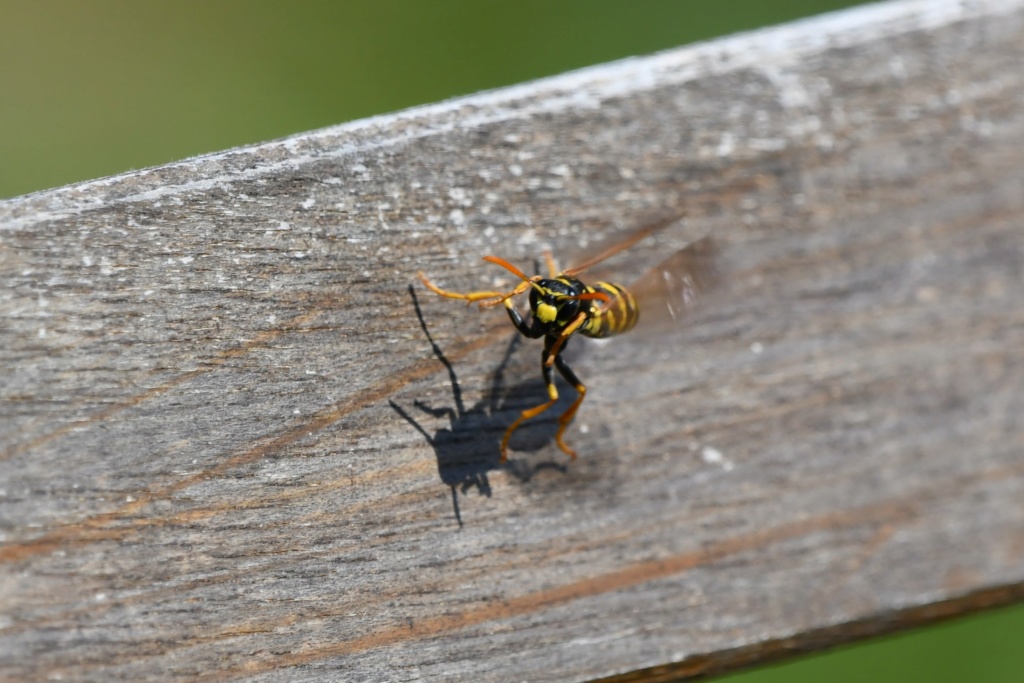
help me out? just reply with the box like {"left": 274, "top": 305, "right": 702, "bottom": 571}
{"left": 3, "top": 1, "right": 1024, "bottom": 681}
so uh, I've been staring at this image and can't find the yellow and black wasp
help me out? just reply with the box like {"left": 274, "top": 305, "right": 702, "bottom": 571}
{"left": 418, "top": 214, "right": 717, "bottom": 462}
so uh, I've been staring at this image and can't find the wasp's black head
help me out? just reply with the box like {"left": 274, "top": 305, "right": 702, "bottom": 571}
{"left": 528, "top": 277, "right": 584, "bottom": 335}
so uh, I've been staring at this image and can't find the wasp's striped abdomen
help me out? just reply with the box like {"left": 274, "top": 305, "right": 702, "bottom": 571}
{"left": 582, "top": 282, "right": 638, "bottom": 338}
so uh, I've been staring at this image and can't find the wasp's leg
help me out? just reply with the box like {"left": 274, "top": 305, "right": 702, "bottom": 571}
{"left": 500, "top": 345, "right": 558, "bottom": 462}
{"left": 502, "top": 298, "right": 544, "bottom": 339}
{"left": 478, "top": 278, "right": 537, "bottom": 308}
{"left": 417, "top": 271, "right": 509, "bottom": 304}
{"left": 543, "top": 250, "right": 558, "bottom": 278}
{"left": 552, "top": 353, "right": 585, "bottom": 460}
{"left": 544, "top": 311, "right": 587, "bottom": 367}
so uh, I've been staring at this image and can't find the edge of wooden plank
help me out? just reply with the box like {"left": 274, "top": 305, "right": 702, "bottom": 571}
{"left": 594, "top": 583, "right": 1024, "bottom": 683}
{"left": 1, "top": 0, "right": 1019, "bottom": 226}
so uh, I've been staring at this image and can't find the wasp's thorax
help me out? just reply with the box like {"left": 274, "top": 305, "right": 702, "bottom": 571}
{"left": 528, "top": 277, "right": 584, "bottom": 336}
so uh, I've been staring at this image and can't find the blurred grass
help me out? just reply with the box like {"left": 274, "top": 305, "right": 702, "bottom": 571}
{"left": 2, "top": 1, "right": 1022, "bottom": 681}
{"left": 0, "top": 0, "right": 868, "bottom": 199}
{"left": 721, "top": 603, "right": 1024, "bottom": 683}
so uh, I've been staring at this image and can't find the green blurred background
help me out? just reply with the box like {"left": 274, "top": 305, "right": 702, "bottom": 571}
{"left": 3, "top": 1, "right": 1022, "bottom": 680}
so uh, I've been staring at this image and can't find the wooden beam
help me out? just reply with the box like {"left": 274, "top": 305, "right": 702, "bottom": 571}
{"left": 3, "top": 0, "right": 1024, "bottom": 680}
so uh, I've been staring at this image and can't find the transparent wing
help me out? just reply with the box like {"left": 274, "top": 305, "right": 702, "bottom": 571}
{"left": 604, "top": 236, "right": 720, "bottom": 333}
{"left": 562, "top": 211, "right": 685, "bottom": 277}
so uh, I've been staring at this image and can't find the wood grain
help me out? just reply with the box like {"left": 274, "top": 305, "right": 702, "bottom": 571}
{"left": 2, "top": 1, "right": 1024, "bottom": 681}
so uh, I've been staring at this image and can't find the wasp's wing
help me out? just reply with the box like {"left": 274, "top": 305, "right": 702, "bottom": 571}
{"left": 604, "top": 236, "right": 720, "bottom": 333}
{"left": 562, "top": 211, "right": 685, "bottom": 277}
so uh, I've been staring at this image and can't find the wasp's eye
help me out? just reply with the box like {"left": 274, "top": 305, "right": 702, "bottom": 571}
{"left": 558, "top": 297, "right": 580, "bottom": 321}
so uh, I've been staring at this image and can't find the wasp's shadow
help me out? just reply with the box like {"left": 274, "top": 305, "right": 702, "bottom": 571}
{"left": 389, "top": 286, "right": 576, "bottom": 526}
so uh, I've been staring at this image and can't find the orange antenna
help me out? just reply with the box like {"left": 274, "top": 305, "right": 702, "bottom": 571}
{"left": 482, "top": 255, "right": 545, "bottom": 294}
{"left": 565, "top": 291, "right": 611, "bottom": 303}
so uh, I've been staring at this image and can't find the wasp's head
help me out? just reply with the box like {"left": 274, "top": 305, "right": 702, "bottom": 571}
{"left": 528, "top": 278, "right": 583, "bottom": 335}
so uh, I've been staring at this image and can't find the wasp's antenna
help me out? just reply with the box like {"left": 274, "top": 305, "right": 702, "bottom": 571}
{"left": 563, "top": 291, "right": 611, "bottom": 303}
{"left": 482, "top": 255, "right": 545, "bottom": 294}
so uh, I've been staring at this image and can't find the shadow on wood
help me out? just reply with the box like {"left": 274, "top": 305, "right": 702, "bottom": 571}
{"left": 389, "top": 286, "right": 572, "bottom": 527}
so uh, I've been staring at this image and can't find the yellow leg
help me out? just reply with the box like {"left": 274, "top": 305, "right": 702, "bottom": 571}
{"left": 554, "top": 383, "right": 586, "bottom": 459}
{"left": 417, "top": 271, "right": 508, "bottom": 304}
{"left": 544, "top": 311, "right": 587, "bottom": 368}
{"left": 500, "top": 392, "right": 558, "bottom": 462}
{"left": 503, "top": 379, "right": 584, "bottom": 461}
{"left": 418, "top": 271, "right": 538, "bottom": 310}
{"left": 501, "top": 318, "right": 589, "bottom": 461}
{"left": 479, "top": 279, "right": 533, "bottom": 308}
{"left": 543, "top": 250, "right": 558, "bottom": 278}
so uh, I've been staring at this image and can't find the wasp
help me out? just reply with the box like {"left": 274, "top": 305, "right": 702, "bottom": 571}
{"left": 418, "top": 215, "right": 716, "bottom": 462}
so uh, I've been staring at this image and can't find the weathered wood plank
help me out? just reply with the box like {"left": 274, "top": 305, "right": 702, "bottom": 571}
{"left": 2, "top": 0, "right": 1024, "bottom": 681}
